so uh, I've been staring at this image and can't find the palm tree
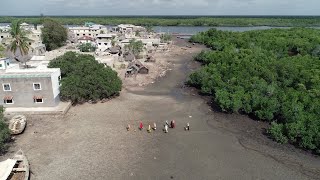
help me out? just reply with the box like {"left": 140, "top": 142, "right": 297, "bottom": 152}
{"left": 8, "top": 21, "right": 32, "bottom": 66}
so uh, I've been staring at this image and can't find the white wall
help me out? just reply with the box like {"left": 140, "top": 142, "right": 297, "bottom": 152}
{"left": 0, "top": 58, "right": 10, "bottom": 70}
{"left": 96, "top": 41, "right": 112, "bottom": 52}
{"left": 51, "top": 69, "right": 61, "bottom": 98}
{"left": 0, "top": 32, "right": 10, "bottom": 42}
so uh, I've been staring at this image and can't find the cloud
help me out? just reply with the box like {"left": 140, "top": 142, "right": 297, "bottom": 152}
{"left": 1, "top": 0, "right": 320, "bottom": 15}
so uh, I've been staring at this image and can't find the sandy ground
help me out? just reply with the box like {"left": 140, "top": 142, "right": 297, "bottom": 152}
{"left": 120, "top": 45, "right": 175, "bottom": 88}
{"left": 1, "top": 37, "right": 320, "bottom": 180}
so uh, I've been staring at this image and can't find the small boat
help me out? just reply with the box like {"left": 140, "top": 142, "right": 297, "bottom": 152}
{"left": 0, "top": 149, "right": 30, "bottom": 180}
{"left": 9, "top": 115, "right": 27, "bottom": 135}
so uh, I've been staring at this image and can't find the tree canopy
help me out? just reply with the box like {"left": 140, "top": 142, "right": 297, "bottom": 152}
{"left": 41, "top": 18, "right": 68, "bottom": 51}
{"left": 78, "top": 43, "right": 96, "bottom": 52}
{"left": 7, "top": 20, "right": 32, "bottom": 65}
{"left": 189, "top": 28, "right": 320, "bottom": 153}
{"left": 2, "top": 16, "right": 320, "bottom": 27}
{"left": 0, "top": 106, "right": 10, "bottom": 154}
{"left": 125, "top": 39, "right": 144, "bottom": 58}
{"left": 48, "top": 52, "right": 122, "bottom": 104}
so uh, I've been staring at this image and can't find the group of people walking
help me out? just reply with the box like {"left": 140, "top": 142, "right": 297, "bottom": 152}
{"left": 126, "top": 120, "right": 190, "bottom": 133}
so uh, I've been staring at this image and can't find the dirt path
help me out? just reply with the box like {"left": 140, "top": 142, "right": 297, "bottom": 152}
{"left": 2, "top": 37, "right": 319, "bottom": 180}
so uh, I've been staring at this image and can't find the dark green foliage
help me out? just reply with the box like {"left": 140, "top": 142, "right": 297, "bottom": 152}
{"left": 2, "top": 16, "right": 320, "bottom": 27}
{"left": 41, "top": 18, "right": 68, "bottom": 51}
{"left": 48, "top": 52, "right": 122, "bottom": 104}
{"left": 125, "top": 39, "right": 144, "bottom": 57}
{"left": 269, "top": 122, "right": 288, "bottom": 144}
{"left": 188, "top": 28, "right": 320, "bottom": 153}
{"left": 0, "top": 106, "right": 10, "bottom": 154}
{"left": 78, "top": 43, "right": 97, "bottom": 52}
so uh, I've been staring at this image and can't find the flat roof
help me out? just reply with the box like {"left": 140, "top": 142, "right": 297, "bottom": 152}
{"left": 96, "top": 34, "right": 116, "bottom": 38}
{"left": 0, "top": 64, "right": 60, "bottom": 78}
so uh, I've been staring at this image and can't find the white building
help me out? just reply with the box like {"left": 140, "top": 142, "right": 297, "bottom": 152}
{"left": 0, "top": 57, "right": 61, "bottom": 107}
{"left": 28, "top": 29, "right": 46, "bottom": 56}
{"left": 96, "top": 34, "right": 117, "bottom": 52}
{"left": 0, "top": 32, "right": 10, "bottom": 45}
{"left": 78, "top": 36, "right": 94, "bottom": 44}
{"left": 69, "top": 24, "right": 108, "bottom": 39}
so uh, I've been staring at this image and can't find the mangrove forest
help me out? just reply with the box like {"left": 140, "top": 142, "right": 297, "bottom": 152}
{"left": 1, "top": 16, "right": 320, "bottom": 27}
{"left": 189, "top": 28, "right": 320, "bottom": 153}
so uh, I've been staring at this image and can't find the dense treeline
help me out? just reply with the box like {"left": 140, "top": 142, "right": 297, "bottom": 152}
{"left": 189, "top": 28, "right": 320, "bottom": 153}
{"left": 1, "top": 16, "right": 320, "bottom": 26}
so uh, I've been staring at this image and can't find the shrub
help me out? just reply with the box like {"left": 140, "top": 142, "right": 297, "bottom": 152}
{"left": 269, "top": 122, "right": 288, "bottom": 144}
{"left": 0, "top": 106, "right": 10, "bottom": 154}
{"left": 78, "top": 43, "right": 96, "bottom": 52}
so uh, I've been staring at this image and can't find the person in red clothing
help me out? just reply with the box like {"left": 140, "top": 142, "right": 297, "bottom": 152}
{"left": 171, "top": 120, "right": 175, "bottom": 128}
{"left": 139, "top": 122, "right": 143, "bottom": 130}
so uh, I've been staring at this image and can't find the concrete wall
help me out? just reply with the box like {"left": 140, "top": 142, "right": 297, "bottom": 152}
{"left": 0, "top": 32, "right": 10, "bottom": 43}
{"left": 0, "top": 58, "right": 10, "bottom": 70}
{"left": 96, "top": 40, "right": 112, "bottom": 52}
{"left": 0, "top": 76, "right": 59, "bottom": 107}
{"left": 51, "top": 69, "right": 61, "bottom": 98}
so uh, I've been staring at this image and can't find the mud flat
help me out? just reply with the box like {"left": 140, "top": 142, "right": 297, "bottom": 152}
{"left": 2, "top": 37, "right": 319, "bottom": 180}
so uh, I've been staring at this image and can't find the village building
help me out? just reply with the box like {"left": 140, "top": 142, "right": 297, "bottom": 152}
{"left": 69, "top": 24, "right": 108, "bottom": 39}
{"left": 96, "top": 34, "right": 117, "bottom": 52}
{"left": 0, "top": 32, "right": 10, "bottom": 45}
{"left": 0, "top": 57, "right": 61, "bottom": 108}
{"left": 78, "top": 36, "right": 95, "bottom": 44}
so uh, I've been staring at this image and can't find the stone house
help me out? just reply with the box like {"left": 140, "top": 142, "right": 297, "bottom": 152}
{"left": 0, "top": 58, "right": 61, "bottom": 107}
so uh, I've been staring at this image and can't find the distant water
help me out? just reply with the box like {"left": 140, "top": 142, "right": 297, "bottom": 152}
{"left": 2, "top": 23, "right": 320, "bottom": 34}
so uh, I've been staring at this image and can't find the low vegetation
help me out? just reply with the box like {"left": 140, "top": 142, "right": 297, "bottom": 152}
{"left": 41, "top": 18, "right": 68, "bottom": 51}
{"left": 189, "top": 28, "right": 320, "bottom": 153}
{"left": 78, "top": 43, "right": 97, "bottom": 52}
{"left": 160, "top": 33, "right": 172, "bottom": 43}
{"left": 0, "top": 106, "right": 10, "bottom": 154}
{"left": 1, "top": 16, "right": 320, "bottom": 27}
{"left": 48, "top": 52, "right": 122, "bottom": 104}
{"left": 0, "top": 45, "right": 5, "bottom": 58}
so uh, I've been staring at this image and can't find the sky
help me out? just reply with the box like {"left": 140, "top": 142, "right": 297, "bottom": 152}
{"left": 1, "top": 0, "right": 320, "bottom": 16}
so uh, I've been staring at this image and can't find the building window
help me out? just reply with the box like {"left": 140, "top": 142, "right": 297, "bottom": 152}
{"left": 89, "top": 34, "right": 91, "bottom": 36}
{"left": 34, "top": 98, "right": 43, "bottom": 103}
{"left": 0, "top": 64, "right": 2, "bottom": 67}
{"left": 4, "top": 99, "right": 13, "bottom": 104}
{"left": 58, "top": 76, "right": 62, "bottom": 86}
{"left": 3, "top": 83, "right": 11, "bottom": 91}
{"left": 33, "top": 83, "right": 41, "bottom": 90}
{"left": 77, "top": 34, "right": 79, "bottom": 36}
{"left": 83, "top": 34, "right": 85, "bottom": 36}
{"left": 3, "top": 96, "right": 13, "bottom": 104}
